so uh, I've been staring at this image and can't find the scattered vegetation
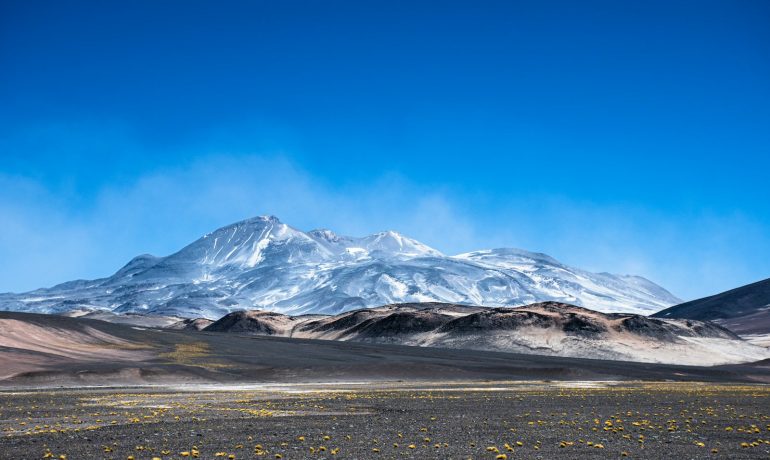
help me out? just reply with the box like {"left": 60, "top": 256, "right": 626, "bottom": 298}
{"left": 2, "top": 382, "right": 769, "bottom": 458}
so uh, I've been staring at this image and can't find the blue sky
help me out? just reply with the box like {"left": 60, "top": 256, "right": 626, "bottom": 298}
{"left": 1, "top": 0, "right": 769, "bottom": 301}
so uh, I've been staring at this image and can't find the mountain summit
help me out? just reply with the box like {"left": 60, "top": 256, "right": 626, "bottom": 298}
{"left": 0, "top": 216, "right": 680, "bottom": 318}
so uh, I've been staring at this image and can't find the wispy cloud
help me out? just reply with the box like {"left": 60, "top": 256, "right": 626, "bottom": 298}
{"left": 0, "top": 153, "right": 486, "bottom": 292}
{"left": 1, "top": 150, "right": 768, "bottom": 301}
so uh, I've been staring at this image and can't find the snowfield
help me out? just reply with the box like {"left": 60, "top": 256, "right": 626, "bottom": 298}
{"left": 0, "top": 216, "right": 681, "bottom": 319}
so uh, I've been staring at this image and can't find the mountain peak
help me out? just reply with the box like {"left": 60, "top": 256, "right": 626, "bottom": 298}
{"left": 0, "top": 215, "right": 680, "bottom": 318}
{"left": 226, "top": 214, "right": 282, "bottom": 229}
{"left": 202, "top": 215, "right": 282, "bottom": 238}
{"left": 251, "top": 214, "right": 281, "bottom": 224}
{"left": 361, "top": 230, "right": 443, "bottom": 257}
{"left": 308, "top": 228, "right": 341, "bottom": 243}
{"left": 173, "top": 215, "right": 318, "bottom": 270}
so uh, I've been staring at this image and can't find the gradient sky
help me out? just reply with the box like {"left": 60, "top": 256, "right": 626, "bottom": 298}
{"left": 1, "top": 0, "right": 769, "bottom": 301}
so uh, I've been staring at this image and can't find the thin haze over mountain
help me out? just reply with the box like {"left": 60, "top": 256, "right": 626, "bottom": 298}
{"left": 0, "top": 216, "right": 680, "bottom": 319}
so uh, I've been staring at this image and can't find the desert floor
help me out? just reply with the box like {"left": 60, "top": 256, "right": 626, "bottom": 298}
{"left": 2, "top": 381, "right": 769, "bottom": 459}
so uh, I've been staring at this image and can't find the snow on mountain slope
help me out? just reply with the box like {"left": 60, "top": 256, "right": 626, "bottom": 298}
{"left": 0, "top": 216, "right": 681, "bottom": 318}
{"left": 455, "top": 249, "right": 682, "bottom": 314}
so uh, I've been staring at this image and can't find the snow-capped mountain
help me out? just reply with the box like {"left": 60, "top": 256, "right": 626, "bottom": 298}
{"left": 0, "top": 216, "right": 681, "bottom": 319}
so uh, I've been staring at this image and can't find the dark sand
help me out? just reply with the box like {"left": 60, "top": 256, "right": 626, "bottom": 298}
{"left": 3, "top": 312, "right": 770, "bottom": 458}
{"left": 2, "top": 382, "right": 770, "bottom": 459}
{"left": 3, "top": 311, "right": 770, "bottom": 388}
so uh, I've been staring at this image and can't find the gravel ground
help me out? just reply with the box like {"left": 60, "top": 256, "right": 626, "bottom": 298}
{"left": 2, "top": 381, "right": 770, "bottom": 459}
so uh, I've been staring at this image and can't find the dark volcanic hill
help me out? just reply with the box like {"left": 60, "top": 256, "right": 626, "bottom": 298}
{"left": 2, "top": 310, "right": 770, "bottom": 387}
{"left": 653, "top": 278, "right": 770, "bottom": 335}
{"left": 198, "top": 302, "right": 766, "bottom": 365}
{"left": 168, "top": 318, "right": 215, "bottom": 331}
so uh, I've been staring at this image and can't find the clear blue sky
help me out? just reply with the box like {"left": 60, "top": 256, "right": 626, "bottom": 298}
{"left": 1, "top": 0, "right": 769, "bottom": 301}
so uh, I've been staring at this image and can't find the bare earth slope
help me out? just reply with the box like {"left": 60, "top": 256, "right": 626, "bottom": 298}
{"left": 653, "top": 277, "right": 770, "bottom": 336}
{"left": 167, "top": 317, "right": 215, "bottom": 331}
{"left": 202, "top": 302, "right": 770, "bottom": 366}
{"left": 3, "top": 311, "right": 770, "bottom": 387}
